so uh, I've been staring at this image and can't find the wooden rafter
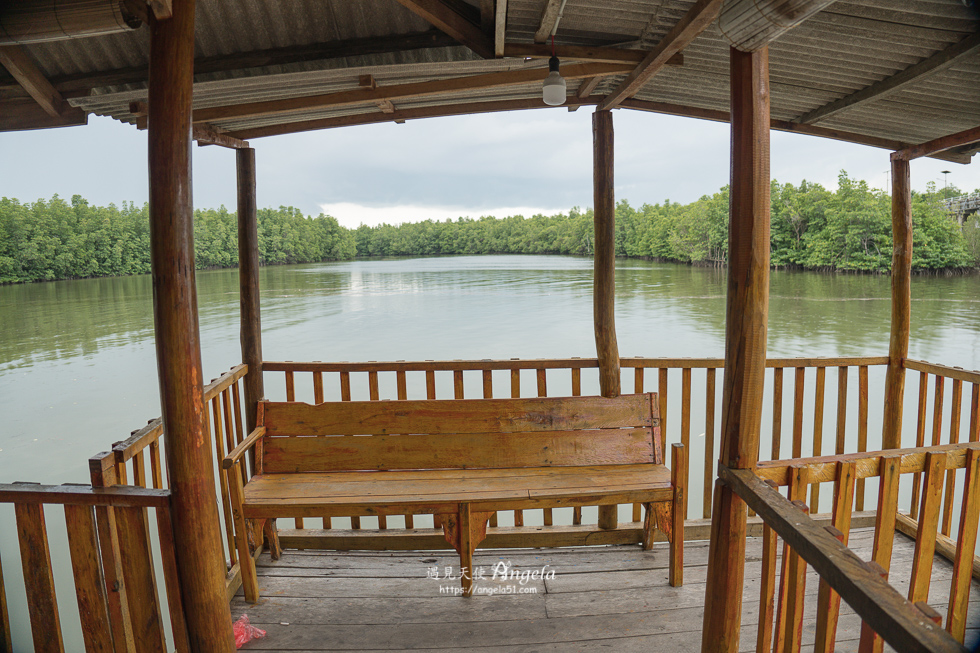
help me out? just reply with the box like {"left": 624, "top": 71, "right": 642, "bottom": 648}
{"left": 505, "top": 43, "right": 683, "bottom": 66}
{"left": 534, "top": 0, "right": 564, "bottom": 44}
{"left": 567, "top": 76, "right": 602, "bottom": 111}
{"left": 480, "top": 0, "right": 494, "bottom": 34}
{"left": 598, "top": 0, "right": 724, "bottom": 111}
{"left": 392, "top": 0, "right": 494, "bottom": 59}
{"left": 191, "top": 62, "right": 631, "bottom": 124}
{"left": 494, "top": 0, "right": 508, "bottom": 57}
{"left": 0, "top": 98, "right": 87, "bottom": 132}
{"left": 226, "top": 97, "right": 602, "bottom": 140}
{"left": 796, "top": 31, "right": 980, "bottom": 125}
{"left": 0, "top": 46, "right": 79, "bottom": 119}
{"left": 0, "top": 31, "right": 458, "bottom": 100}
{"left": 892, "top": 124, "right": 980, "bottom": 162}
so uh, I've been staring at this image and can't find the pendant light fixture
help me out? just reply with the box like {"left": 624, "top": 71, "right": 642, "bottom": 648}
{"left": 542, "top": 34, "right": 566, "bottom": 106}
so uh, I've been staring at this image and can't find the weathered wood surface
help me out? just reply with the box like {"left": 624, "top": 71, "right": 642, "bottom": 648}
{"left": 592, "top": 109, "right": 620, "bottom": 400}
{"left": 228, "top": 528, "right": 979, "bottom": 651}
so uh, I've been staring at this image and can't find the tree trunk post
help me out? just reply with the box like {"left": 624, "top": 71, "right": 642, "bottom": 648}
{"left": 237, "top": 147, "right": 265, "bottom": 433}
{"left": 701, "top": 46, "right": 771, "bottom": 653}
{"left": 148, "top": 1, "right": 235, "bottom": 649}
{"left": 882, "top": 156, "right": 911, "bottom": 450}
{"left": 593, "top": 108, "right": 621, "bottom": 531}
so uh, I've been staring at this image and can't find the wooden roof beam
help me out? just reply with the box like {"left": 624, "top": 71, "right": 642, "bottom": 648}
{"left": 129, "top": 101, "right": 249, "bottom": 149}
{"left": 567, "top": 76, "right": 601, "bottom": 111}
{"left": 0, "top": 97, "right": 87, "bottom": 131}
{"left": 494, "top": 0, "right": 508, "bottom": 57}
{"left": 393, "top": 0, "right": 494, "bottom": 59}
{"left": 892, "top": 124, "right": 980, "bottom": 163}
{"left": 796, "top": 31, "right": 980, "bottom": 125}
{"left": 598, "top": 0, "right": 724, "bottom": 111}
{"left": 226, "top": 97, "right": 602, "bottom": 140}
{"left": 0, "top": 45, "right": 82, "bottom": 120}
{"left": 190, "top": 62, "right": 631, "bottom": 124}
{"left": 505, "top": 43, "right": 683, "bottom": 66}
{"left": 534, "top": 0, "right": 564, "bottom": 44}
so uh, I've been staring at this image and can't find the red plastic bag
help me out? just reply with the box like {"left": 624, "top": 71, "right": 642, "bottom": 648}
{"left": 233, "top": 614, "right": 267, "bottom": 649}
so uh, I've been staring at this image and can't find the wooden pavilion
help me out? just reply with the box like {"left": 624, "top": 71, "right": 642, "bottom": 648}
{"left": 1, "top": 0, "right": 979, "bottom": 651}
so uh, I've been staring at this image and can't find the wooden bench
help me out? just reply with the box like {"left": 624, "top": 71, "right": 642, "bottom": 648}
{"left": 223, "top": 392, "right": 686, "bottom": 600}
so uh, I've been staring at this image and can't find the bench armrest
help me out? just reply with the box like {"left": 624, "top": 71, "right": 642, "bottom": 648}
{"left": 222, "top": 426, "right": 265, "bottom": 470}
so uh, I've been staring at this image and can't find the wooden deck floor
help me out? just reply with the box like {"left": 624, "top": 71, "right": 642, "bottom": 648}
{"left": 231, "top": 528, "right": 980, "bottom": 652}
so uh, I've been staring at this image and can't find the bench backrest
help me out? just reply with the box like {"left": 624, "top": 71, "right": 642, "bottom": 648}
{"left": 257, "top": 393, "right": 662, "bottom": 473}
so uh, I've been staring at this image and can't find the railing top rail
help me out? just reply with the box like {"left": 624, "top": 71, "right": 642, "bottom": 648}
{"left": 204, "top": 363, "right": 248, "bottom": 402}
{"left": 264, "top": 355, "right": 889, "bottom": 373}
{"left": 756, "top": 442, "right": 980, "bottom": 486}
{"left": 904, "top": 359, "right": 980, "bottom": 384}
{"left": 0, "top": 482, "right": 170, "bottom": 508}
{"left": 113, "top": 417, "right": 164, "bottom": 461}
{"left": 720, "top": 465, "right": 968, "bottom": 653}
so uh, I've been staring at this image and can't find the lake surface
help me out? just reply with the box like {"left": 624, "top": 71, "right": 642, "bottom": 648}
{"left": 2, "top": 254, "right": 979, "bottom": 484}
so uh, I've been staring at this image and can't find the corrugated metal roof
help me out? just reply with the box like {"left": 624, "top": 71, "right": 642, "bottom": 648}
{"left": 2, "top": 0, "right": 978, "bottom": 156}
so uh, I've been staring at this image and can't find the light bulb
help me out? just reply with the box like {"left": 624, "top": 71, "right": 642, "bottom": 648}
{"left": 542, "top": 56, "right": 566, "bottom": 106}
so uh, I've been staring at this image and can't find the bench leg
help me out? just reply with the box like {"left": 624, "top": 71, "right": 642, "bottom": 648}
{"left": 441, "top": 503, "right": 492, "bottom": 597}
{"left": 642, "top": 503, "right": 655, "bottom": 550}
{"left": 227, "top": 468, "right": 260, "bottom": 602}
{"left": 670, "top": 442, "right": 687, "bottom": 587}
{"left": 263, "top": 518, "right": 282, "bottom": 561}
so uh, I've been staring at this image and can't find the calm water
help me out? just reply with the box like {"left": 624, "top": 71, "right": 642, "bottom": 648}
{"left": 1, "top": 255, "right": 979, "bottom": 649}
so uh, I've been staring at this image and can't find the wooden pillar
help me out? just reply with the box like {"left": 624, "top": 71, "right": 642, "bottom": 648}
{"left": 237, "top": 147, "right": 265, "bottom": 433}
{"left": 594, "top": 109, "right": 621, "bottom": 530}
{"left": 148, "top": 2, "right": 235, "bottom": 650}
{"left": 882, "top": 156, "right": 911, "bottom": 450}
{"left": 701, "top": 46, "right": 771, "bottom": 653}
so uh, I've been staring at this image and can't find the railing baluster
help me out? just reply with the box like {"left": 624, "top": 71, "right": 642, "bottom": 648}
{"left": 285, "top": 370, "right": 295, "bottom": 401}
{"left": 857, "top": 562, "right": 890, "bottom": 653}
{"left": 658, "top": 368, "right": 668, "bottom": 441}
{"left": 536, "top": 369, "right": 553, "bottom": 525}
{"left": 369, "top": 370, "right": 380, "bottom": 401}
{"left": 782, "top": 499, "right": 810, "bottom": 653}
{"left": 114, "top": 506, "right": 167, "bottom": 653}
{"left": 155, "top": 504, "right": 191, "bottom": 653}
{"left": 835, "top": 366, "right": 848, "bottom": 456}
{"left": 511, "top": 366, "right": 523, "bottom": 526}
{"left": 313, "top": 371, "right": 324, "bottom": 403}
{"left": 703, "top": 368, "right": 716, "bottom": 519}
{"left": 15, "top": 501, "right": 64, "bottom": 653}
{"left": 856, "top": 365, "right": 869, "bottom": 510}
{"left": 946, "top": 448, "right": 980, "bottom": 642}
{"left": 396, "top": 369, "right": 408, "bottom": 400}
{"left": 231, "top": 380, "right": 245, "bottom": 446}
{"left": 756, "top": 480, "right": 779, "bottom": 653}
{"left": 813, "top": 460, "right": 855, "bottom": 653}
{"left": 64, "top": 504, "right": 115, "bottom": 653}
{"left": 911, "top": 371, "right": 929, "bottom": 518}
{"left": 932, "top": 374, "right": 946, "bottom": 446}
{"left": 772, "top": 367, "right": 784, "bottom": 460}
{"left": 149, "top": 438, "right": 163, "bottom": 489}
{"left": 773, "top": 464, "right": 808, "bottom": 653}
{"left": 0, "top": 548, "right": 9, "bottom": 653}
{"left": 132, "top": 450, "right": 146, "bottom": 488}
{"left": 634, "top": 366, "right": 643, "bottom": 393}
{"left": 482, "top": 370, "right": 492, "bottom": 399}
{"left": 810, "top": 367, "right": 826, "bottom": 512}
{"left": 793, "top": 367, "right": 805, "bottom": 459}
{"left": 908, "top": 451, "right": 947, "bottom": 604}
{"left": 211, "top": 398, "right": 237, "bottom": 565}
{"left": 340, "top": 371, "right": 352, "bottom": 401}
{"left": 571, "top": 367, "right": 581, "bottom": 397}
{"left": 970, "top": 382, "right": 979, "bottom": 442}
{"left": 941, "top": 379, "right": 963, "bottom": 536}
{"left": 452, "top": 369, "right": 463, "bottom": 399}
{"left": 426, "top": 370, "right": 436, "bottom": 400}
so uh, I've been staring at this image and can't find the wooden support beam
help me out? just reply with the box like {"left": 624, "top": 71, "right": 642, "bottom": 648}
{"left": 718, "top": 0, "right": 836, "bottom": 53}
{"left": 534, "top": 0, "right": 564, "bottom": 43}
{"left": 598, "top": 0, "right": 724, "bottom": 110}
{"left": 227, "top": 96, "right": 601, "bottom": 140}
{"left": 358, "top": 74, "right": 377, "bottom": 90}
{"left": 797, "top": 31, "right": 980, "bottom": 125}
{"left": 377, "top": 99, "right": 396, "bottom": 113}
{"left": 882, "top": 157, "right": 911, "bottom": 450}
{"left": 893, "top": 124, "right": 980, "bottom": 163}
{"left": 0, "top": 98, "right": 87, "bottom": 131}
{"left": 505, "top": 43, "right": 684, "bottom": 66}
{"left": 0, "top": 30, "right": 457, "bottom": 100}
{"left": 147, "top": 0, "right": 172, "bottom": 20}
{"left": 237, "top": 147, "right": 264, "bottom": 436}
{"left": 494, "top": 0, "right": 507, "bottom": 57}
{"left": 618, "top": 98, "right": 972, "bottom": 164}
{"left": 701, "top": 45, "right": 770, "bottom": 653}
{"left": 130, "top": 100, "right": 248, "bottom": 148}
{"left": 568, "top": 76, "right": 601, "bottom": 111}
{"left": 0, "top": 45, "right": 80, "bottom": 119}
{"left": 392, "top": 0, "right": 494, "bottom": 59}
{"left": 147, "top": 1, "right": 235, "bottom": 650}
{"left": 193, "top": 62, "right": 628, "bottom": 124}
{"left": 720, "top": 466, "right": 967, "bottom": 653}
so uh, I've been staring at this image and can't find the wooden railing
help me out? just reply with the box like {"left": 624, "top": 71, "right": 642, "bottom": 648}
{"left": 0, "top": 483, "right": 188, "bottom": 653}
{"left": 90, "top": 364, "right": 250, "bottom": 599}
{"left": 262, "top": 356, "right": 887, "bottom": 540}
{"left": 728, "top": 442, "right": 980, "bottom": 653}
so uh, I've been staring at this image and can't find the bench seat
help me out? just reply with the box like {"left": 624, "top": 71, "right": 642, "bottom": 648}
{"left": 241, "top": 464, "right": 673, "bottom": 518}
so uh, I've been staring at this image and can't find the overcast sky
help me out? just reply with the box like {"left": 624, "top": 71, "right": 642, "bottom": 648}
{"left": 1, "top": 109, "right": 977, "bottom": 229}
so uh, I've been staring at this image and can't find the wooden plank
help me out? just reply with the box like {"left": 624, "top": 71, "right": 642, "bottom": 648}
{"left": 946, "top": 448, "right": 980, "bottom": 642}
{"left": 933, "top": 375, "right": 946, "bottom": 447}
{"left": 893, "top": 124, "right": 980, "bottom": 162}
{"left": 772, "top": 367, "right": 784, "bottom": 459}
{"left": 369, "top": 370, "right": 381, "bottom": 401}
{"left": 571, "top": 367, "right": 581, "bottom": 396}
{"left": 720, "top": 466, "right": 966, "bottom": 653}
{"left": 857, "top": 365, "right": 870, "bottom": 510}
{"left": 756, "top": 520, "right": 778, "bottom": 653}
{"left": 813, "top": 461, "right": 856, "bottom": 653}
{"left": 774, "top": 465, "right": 808, "bottom": 653}
{"left": 883, "top": 156, "right": 912, "bottom": 450}
{"left": 811, "top": 366, "right": 826, "bottom": 511}
{"left": 397, "top": 370, "right": 408, "bottom": 401}
{"left": 895, "top": 514, "right": 980, "bottom": 582}
{"left": 533, "top": 0, "right": 563, "bottom": 42}
{"left": 313, "top": 371, "right": 324, "bottom": 404}
{"left": 212, "top": 398, "right": 237, "bottom": 565}
{"left": 15, "top": 502, "right": 64, "bottom": 653}
{"left": 481, "top": 370, "right": 492, "bottom": 398}
{"left": 681, "top": 368, "right": 692, "bottom": 459}
{"left": 912, "top": 372, "right": 929, "bottom": 518}
{"left": 970, "top": 383, "right": 979, "bottom": 442}
{"left": 341, "top": 371, "right": 352, "bottom": 401}
{"left": 536, "top": 368, "right": 547, "bottom": 397}
{"left": 860, "top": 454, "right": 902, "bottom": 653}
{"left": 905, "top": 360, "right": 980, "bottom": 386}
{"left": 942, "top": 379, "right": 964, "bottom": 537}
{"left": 659, "top": 368, "right": 669, "bottom": 438}
{"left": 704, "top": 368, "right": 716, "bottom": 519}
{"left": 836, "top": 367, "right": 848, "bottom": 455}
{"left": 797, "top": 31, "right": 980, "bottom": 125}
{"left": 392, "top": 0, "right": 494, "bottom": 58}
{"left": 593, "top": 109, "right": 620, "bottom": 400}
{"left": 781, "top": 500, "right": 809, "bottom": 653}
{"left": 598, "top": 0, "right": 724, "bottom": 110}
{"left": 670, "top": 443, "right": 686, "bottom": 587}
{"left": 263, "top": 429, "right": 655, "bottom": 473}
{"left": 494, "top": 0, "right": 507, "bottom": 57}
{"left": 505, "top": 43, "right": 684, "bottom": 66}
{"left": 155, "top": 505, "right": 191, "bottom": 653}
{"left": 793, "top": 367, "right": 805, "bottom": 459}
{"left": 0, "top": 483, "right": 171, "bottom": 508}
{"left": 262, "top": 394, "right": 654, "bottom": 436}
{"left": 285, "top": 370, "right": 296, "bottom": 401}
{"left": 908, "top": 451, "right": 947, "bottom": 604}
{"left": 0, "top": 45, "right": 77, "bottom": 118}
{"left": 114, "top": 506, "right": 166, "bottom": 652}
{"left": 64, "top": 504, "right": 114, "bottom": 653}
